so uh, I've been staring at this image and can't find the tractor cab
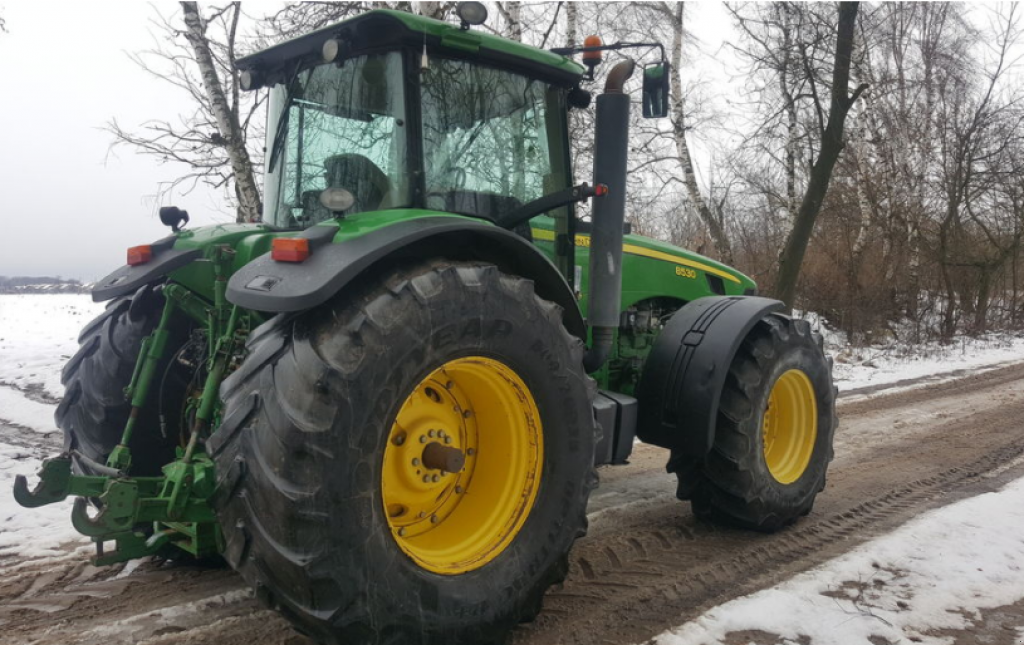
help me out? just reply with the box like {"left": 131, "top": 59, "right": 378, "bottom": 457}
{"left": 250, "top": 9, "right": 579, "bottom": 232}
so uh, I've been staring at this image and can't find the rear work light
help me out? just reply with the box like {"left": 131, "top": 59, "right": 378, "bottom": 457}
{"left": 127, "top": 245, "right": 153, "bottom": 266}
{"left": 271, "top": 237, "right": 311, "bottom": 263}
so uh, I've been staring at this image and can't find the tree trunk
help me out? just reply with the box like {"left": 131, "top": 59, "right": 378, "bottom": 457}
{"left": 774, "top": 2, "right": 868, "bottom": 310}
{"left": 496, "top": 2, "right": 523, "bottom": 41}
{"left": 566, "top": 2, "right": 577, "bottom": 49}
{"left": 180, "top": 2, "right": 262, "bottom": 223}
{"left": 667, "top": 2, "right": 733, "bottom": 264}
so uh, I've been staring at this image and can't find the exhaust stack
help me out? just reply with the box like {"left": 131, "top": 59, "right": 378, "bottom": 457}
{"left": 584, "top": 60, "right": 635, "bottom": 372}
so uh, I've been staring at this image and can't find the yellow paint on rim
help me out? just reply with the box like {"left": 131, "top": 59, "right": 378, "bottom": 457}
{"left": 762, "top": 369, "right": 818, "bottom": 484}
{"left": 529, "top": 228, "right": 742, "bottom": 284}
{"left": 382, "top": 356, "right": 543, "bottom": 575}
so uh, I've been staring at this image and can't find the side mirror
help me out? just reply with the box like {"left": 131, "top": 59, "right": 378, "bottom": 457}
{"left": 642, "top": 62, "right": 670, "bottom": 119}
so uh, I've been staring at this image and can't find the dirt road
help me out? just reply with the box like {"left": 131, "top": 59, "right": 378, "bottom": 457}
{"left": 3, "top": 363, "right": 1024, "bottom": 645}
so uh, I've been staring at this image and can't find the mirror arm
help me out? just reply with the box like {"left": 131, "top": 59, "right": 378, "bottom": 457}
{"left": 498, "top": 183, "right": 605, "bottom": 230}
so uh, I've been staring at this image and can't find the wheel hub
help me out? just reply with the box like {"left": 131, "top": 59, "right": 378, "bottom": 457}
{"left": 762, "top": 368, "right": 818, "bottom": 484}
{"left": 382, "top": 356, "right": 543, "bottom": 574}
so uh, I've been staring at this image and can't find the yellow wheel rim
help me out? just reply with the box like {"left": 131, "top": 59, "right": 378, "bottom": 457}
{"left": 382, "top": 356, "right": 543, "bottom": 575}
{"left": 762, "top": 369, "right": 818, "bottom": 484}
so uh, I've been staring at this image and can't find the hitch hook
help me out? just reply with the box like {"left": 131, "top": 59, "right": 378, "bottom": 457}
{"left": 71, "top": 498, "right": 134, "bottom": 537}
{"left": 12, "top": 455, "right": 73, "bottom": 508}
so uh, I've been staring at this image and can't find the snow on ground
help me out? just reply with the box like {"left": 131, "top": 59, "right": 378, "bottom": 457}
{"left": 0, "top": 443, "right": 88, "bottom": 558}
{"left": 796, "top": 310, "right": 1024, "bottom": 394}
{"left": 0, "top": 293, "right": 106, "bottom": 401}
{"left": 0, "top": 386, "right": 61, "bottom": 433}
{"left": 0, "top": 294, "right": 103, "bottom": 558}
{"left": 653, "top": 475, "right": 1024, "bottom": 645}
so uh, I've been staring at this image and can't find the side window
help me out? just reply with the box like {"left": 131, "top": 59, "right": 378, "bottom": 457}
{"left": 263, "top": 52, "right": 409, "bottom": 227}
{"left": 421, "top": 59, "right": 557, "bottom": 219}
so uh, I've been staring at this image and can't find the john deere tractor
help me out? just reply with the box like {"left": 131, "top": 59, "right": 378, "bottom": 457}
{"left": 15, "top": 5, "right": 836, "bottom": 644}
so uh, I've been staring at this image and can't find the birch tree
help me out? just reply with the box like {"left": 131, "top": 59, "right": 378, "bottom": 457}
{"left": 107, "top": 2, "right": 264, "bottom": 222}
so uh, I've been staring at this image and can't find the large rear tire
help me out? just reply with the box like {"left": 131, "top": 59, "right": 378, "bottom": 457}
{"left": 55, "top": 285, "right": 191, "bottom": 477}
{"left": 676, "top": 314, "right": 836, "bottom": 532}
{"left": 210, "top": 260, "right": 597, "bottom": 645}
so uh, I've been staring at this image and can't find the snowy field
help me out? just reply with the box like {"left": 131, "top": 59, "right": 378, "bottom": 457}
{"left": 3, "top": 294, "right": 1024, "bottom": 643}
{"left": 654, "top": 475, "right": 1024, "bottom": 645}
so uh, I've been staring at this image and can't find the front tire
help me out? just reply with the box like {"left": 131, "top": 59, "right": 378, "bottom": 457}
{"left": 679, "top": 314, "right": 836, "bottom": 532}
{"left": 210, "top": 261, "right": 597, "bottom": 645}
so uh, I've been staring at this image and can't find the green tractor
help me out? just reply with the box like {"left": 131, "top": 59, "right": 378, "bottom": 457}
{"left": 15, "top": 5, "right": 836, "bottom": 644}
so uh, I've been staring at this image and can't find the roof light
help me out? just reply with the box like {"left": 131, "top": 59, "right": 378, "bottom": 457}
{"left": 583, "top": 35, "right": 604, "bottom": 63}
{"left": 127, "top": 245, "right": 152, "bottom": 267}
{"left": 322, "top": 38, "right": 341, "bottom": 63}
{"left": 271, "top": 238, "right": 311, "bottom": 263}
{"left": 456, "top": 2, "right": 488, "bottom": 29}
{"left": 239, "top": 69, "right": 262, "bottom": 92}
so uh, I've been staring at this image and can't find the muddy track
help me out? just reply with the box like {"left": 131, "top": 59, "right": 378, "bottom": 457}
{"left": 4, "top": 363, "right": 1024, "bottom": 645}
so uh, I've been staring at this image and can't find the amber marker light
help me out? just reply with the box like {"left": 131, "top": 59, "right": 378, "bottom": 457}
{"left": 582, "top": 35, "right": 603, "bottom": 63}
{"left": 127, "top": 245, "right": 153, "bottom": 267}
{"left": 271, "top": 237, "right": 311, "bottom": 263}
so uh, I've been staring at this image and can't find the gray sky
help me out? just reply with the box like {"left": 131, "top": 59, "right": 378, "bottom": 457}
{"left": 0, "top": 1, "right": 736, "bottom": 282}
{"left": 0, "top": 2, "right": 231, "bottom": 281}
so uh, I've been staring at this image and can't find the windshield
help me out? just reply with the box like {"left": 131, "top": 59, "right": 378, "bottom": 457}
{"left": 263, "top": 52, "right": 410, "bottom": 227}
{"left": 420, "top": 58, "right": 567, "bottom": 222}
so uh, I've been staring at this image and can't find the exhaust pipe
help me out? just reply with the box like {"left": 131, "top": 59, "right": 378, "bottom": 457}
{"left": 584, "top": 60, "right": 635, "bottom": 373}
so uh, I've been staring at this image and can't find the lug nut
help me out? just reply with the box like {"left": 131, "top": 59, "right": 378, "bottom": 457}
{"left": 422, "top": 475, "right": 431, "bottom": 483}
{"left": 428, "top": 429, "right": 436, "bottom": 438}
{"left": 455, "top": 486, "right": 464, "bottom": 494}
{"left": 419, "top": 511, "right": 426, "bottom": 518}
{"left": 431, "top": 515, "right": 440, "bottom": 524}
{"left": 419, "top": 435, "right": 427, "bottom": 444}
{"left": 394, "top": 433, "right": 406, "bottom": 446}
{"left": 445, "top": 381, "right": 454, "bottom": 389}
{"left": 463, "top": 410, "right": 473, "bottom": 418}
{"left": 467, "top": 448, "right": 476, "bottom": 456}
{"left": 444, "top": 436, "right": 452, "bottom": 444}
{"left": 397, "top": 528, "right": 406, "bottom": 536}
{"left": 432, "top": 474, "right": 440, "bottom": 483}
{"left": 412, "top": 458, "right": 420, "bottom": 466}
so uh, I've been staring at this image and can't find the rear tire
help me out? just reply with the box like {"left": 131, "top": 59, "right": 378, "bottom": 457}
{"left": 678, "top": 314, "right": 836, "bottom": 532}
{"left": 210, "top": 260, "right": 597, "bottom": 645}
{"left": 55, "top": 285, "right": 190, "bottom": 477}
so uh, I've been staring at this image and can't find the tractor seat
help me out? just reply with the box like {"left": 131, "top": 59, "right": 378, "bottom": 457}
{"left": 323, "top": 154, "right": 390, "bottom": 214}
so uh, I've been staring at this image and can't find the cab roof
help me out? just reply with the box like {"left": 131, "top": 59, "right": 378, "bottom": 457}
{"left": 237, "top": 9, "right": 586, "bottom": 88}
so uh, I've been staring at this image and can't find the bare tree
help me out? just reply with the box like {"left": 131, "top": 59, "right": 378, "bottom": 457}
{"left": 107, "top": 3, "right": 264, "bottom": 222}
{"left": 774, "top": 2, "right": 868, "bottom": 310}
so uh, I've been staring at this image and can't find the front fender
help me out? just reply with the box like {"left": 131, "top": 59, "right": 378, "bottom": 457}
{"left": 635, "top": 296, "right": 785, "bottom": 455}
{"left": 226, "top": 216, "right": 586, "bottom": 340}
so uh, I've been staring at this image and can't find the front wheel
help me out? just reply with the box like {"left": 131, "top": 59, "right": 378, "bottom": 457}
{"left": 680, "top": 314, "right": 837, "bottom": 532}
{"left": 210, "top": 260, "right": 597, "bottom": 644}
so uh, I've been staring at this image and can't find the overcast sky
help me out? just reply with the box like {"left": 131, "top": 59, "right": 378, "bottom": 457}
{"left": 0, "top": 1, "right": 735, "bottom": 282}
{"left": 0, "top": 3, "right": 235, "bottom": 281}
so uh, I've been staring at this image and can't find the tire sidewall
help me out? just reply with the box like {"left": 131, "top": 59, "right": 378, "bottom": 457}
{"left": 264, "top": 265, "right": 595, "bottom": 639}
{"left": 745, "top": 328, "right": 834, "bottom": 511}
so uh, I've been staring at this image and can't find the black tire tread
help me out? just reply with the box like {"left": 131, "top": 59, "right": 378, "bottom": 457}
{"left": 689, "top": 314, "right": 838, "bottom": 532}
{"left": 212, "top": 260, "right": 596, "bottom": 645}
{"left": 55, "top": 285, "right": 188, "bottom": 477}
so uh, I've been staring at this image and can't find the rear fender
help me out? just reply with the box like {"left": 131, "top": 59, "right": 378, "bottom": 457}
{"left": 92, "top": 236, "right": 202, "bottom": 303}
{"left": 636, "top": 296, "right": 785, "bottom": 455}
{"left": 225, "top": 217, "right": 586, "bottom": 340}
